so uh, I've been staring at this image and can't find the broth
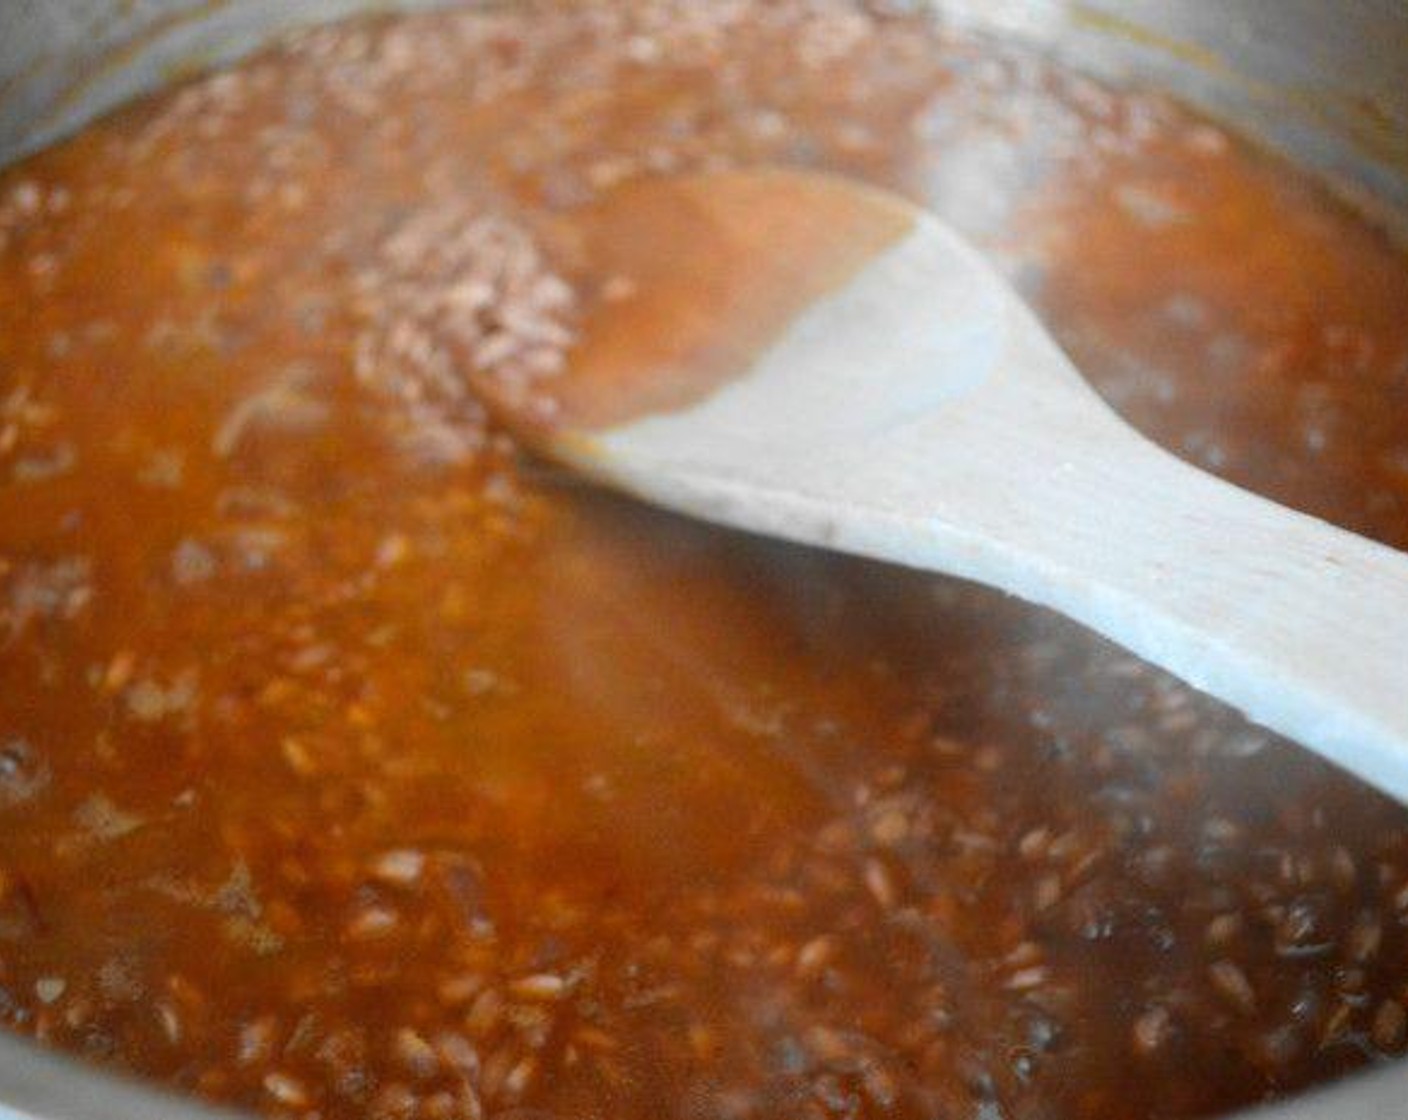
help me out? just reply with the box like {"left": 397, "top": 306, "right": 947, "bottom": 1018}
{"left": 1, "top": 3, "right": 1408, "bottom": 1119}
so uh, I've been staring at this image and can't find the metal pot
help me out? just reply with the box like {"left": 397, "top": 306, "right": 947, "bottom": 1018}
{"left": 0, "top": 2, "right": 1405, "bottom": 1118}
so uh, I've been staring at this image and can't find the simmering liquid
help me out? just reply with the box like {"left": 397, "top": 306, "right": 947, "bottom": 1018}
{"left": 2, "top": 4, "right": 1408, "bottom": 1120}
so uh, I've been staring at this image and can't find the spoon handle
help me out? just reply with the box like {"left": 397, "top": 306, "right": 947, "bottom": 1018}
{"left": 590, "top": 396, "right": 1408, "bottom": 798}
{"left": 873, "top": 420, "right": 1408, "bottom": 800}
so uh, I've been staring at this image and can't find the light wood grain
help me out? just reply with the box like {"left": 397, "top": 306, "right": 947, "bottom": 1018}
{"left": 537, "top": 169, "right": 1408, "bottom": 801}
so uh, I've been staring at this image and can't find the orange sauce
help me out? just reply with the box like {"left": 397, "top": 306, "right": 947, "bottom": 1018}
{"left": 0, "top": 5, "right": 1407, "bottom": 1120}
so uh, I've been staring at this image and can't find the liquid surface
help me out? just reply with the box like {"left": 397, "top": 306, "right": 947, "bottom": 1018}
{"left": 2, "top": 4, "right": 1408, "bottom": 1120}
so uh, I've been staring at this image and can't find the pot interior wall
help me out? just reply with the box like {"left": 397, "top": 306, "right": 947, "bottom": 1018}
{"left": 2, "top": 0, "right": 1407, "bottom": 232}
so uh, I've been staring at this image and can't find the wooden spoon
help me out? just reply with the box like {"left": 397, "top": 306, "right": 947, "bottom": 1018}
{"left": 487, "top": 168, "right": 1408, "bottom": 800}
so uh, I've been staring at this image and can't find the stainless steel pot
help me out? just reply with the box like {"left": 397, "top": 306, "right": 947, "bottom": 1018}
{"left": 0, "top": 2, "right": 1405, "bottom": 1118}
